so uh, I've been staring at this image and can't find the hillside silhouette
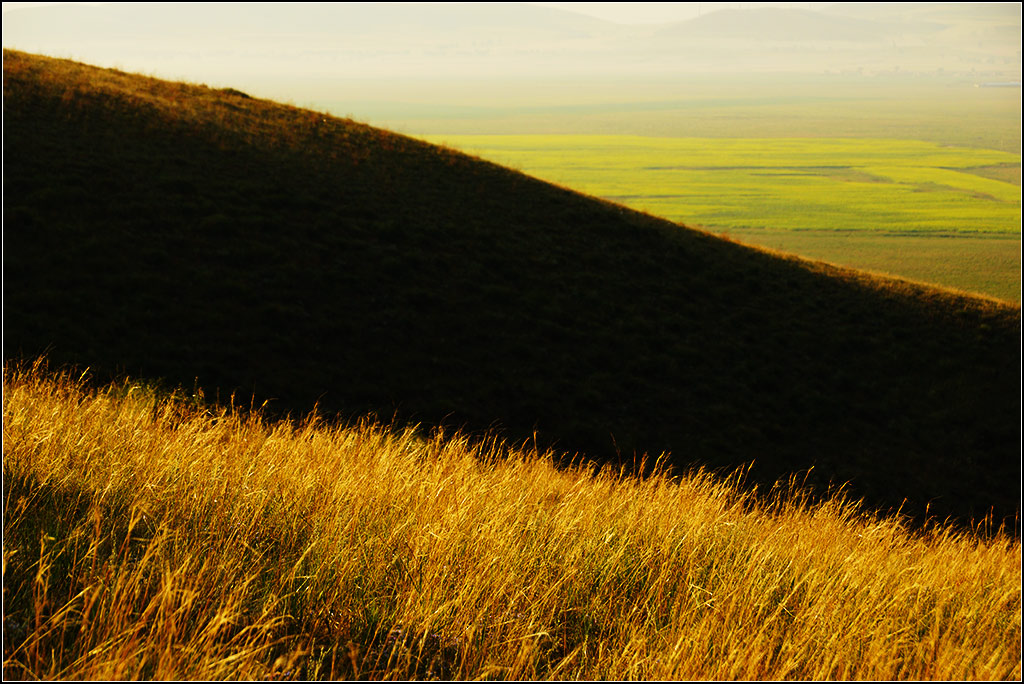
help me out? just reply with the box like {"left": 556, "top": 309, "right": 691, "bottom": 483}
{"left": 3, "top": 50, "right": 1020, "bottom": 529}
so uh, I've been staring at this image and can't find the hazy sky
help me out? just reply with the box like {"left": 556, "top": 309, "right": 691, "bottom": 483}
{"left": 530, "top": 3, "right": 703, "bottom": 23}
{"left": 530, "top": 3, "right": 827, "bottom": 24}
{"left": 2, "top": 2, "right": 823, "bottom": 21}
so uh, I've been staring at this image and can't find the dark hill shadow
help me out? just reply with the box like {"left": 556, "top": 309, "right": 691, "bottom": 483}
{"left": 3, "top": 51, "right": 1020, "bottom": 532}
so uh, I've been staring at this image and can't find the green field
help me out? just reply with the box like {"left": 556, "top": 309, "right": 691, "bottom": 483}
{"left": 422, "top": 135, "right": 1022, "bottom": 301}
{"left": 722, "top": 229, "right": 1021, "bottom": 303}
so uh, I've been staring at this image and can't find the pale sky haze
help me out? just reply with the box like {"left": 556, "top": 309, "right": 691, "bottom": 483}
{"left": 530, "top": 2, "right": 827, "bottom": 24}
{"left": 2, "top": 2, "right": 819, "bottom": 21}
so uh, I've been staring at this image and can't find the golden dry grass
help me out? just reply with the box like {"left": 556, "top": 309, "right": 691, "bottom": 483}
{"left": 6, "top": 360, "right": 1015, "bottom": 679}
{"left": 3, "top": 360, "right": 1019, "bottom": 680}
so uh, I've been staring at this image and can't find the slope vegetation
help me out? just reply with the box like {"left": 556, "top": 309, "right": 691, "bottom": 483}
{"left": 2, "top": 50, "right": 1020, "bottom": 528}
{"left": 3, "top": 364, "right": 1019, "bottom": 679}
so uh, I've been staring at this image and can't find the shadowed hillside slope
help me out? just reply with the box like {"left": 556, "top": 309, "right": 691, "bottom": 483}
{"left": 3, "top": 51, "right": 1020, "bottom": 529}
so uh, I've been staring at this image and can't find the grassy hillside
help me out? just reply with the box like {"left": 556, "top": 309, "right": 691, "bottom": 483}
{"left": 2, "top": 50, "right": 1021, "bottom": 529}
{"left": 3, "top": 364, "right": 1020, "bottom": 680}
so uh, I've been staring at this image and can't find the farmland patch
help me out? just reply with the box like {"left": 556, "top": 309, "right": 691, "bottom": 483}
{"left": 424, "top": 135, "right": 1021, "bottom": 300}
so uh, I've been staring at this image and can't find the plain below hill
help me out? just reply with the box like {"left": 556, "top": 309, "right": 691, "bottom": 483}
{"left": 2, "top": 50, "right": 1020, "bottom": 530}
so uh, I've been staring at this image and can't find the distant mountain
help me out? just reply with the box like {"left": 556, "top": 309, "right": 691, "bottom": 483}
{"left": 822, "top": 2, "right": 1022, "bottom": 46}
{"left": 822, "top": 2, "right": 1021, "bottom": 25}
{"left": 2, "top": 1, "right": 1019, "bottom": 83}
{"left": 4, "top": 50, "right": 1020, "bottom": 530}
